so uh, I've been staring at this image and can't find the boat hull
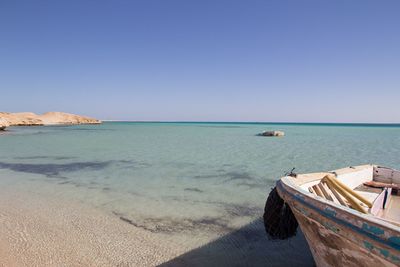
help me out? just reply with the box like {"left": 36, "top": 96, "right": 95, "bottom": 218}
{"left": 277, "top": 180, "right": 400, "bottom": 267}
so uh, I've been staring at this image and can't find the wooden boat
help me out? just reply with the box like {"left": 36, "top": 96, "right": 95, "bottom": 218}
{"left": 275, "top": 164, "right": 400, "bottom": 266}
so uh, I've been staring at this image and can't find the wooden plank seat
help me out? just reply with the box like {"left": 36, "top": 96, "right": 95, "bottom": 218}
{"left": 308, "top": 175, "right": 373, "bottom": 213}
{"left": 309, "top": 179, "right": 348, "bottom": 207}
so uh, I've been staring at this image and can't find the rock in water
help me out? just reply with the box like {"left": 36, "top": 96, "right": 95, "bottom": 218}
{"left": 260, "top": 130, "right": 285, "bottom": 137}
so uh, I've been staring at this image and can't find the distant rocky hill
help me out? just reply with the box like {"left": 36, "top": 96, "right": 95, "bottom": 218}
{"left": 0, "top": 112, "right": 101, "bottom": 130}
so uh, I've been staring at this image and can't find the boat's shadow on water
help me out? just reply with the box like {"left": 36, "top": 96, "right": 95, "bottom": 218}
{"left": 159, "top": 218, "right": 315, "bottom": 267}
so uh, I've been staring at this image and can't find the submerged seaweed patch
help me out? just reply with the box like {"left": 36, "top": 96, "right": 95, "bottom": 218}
{"left": 0, "top": 159, "right": 140, "bottom": 178}
{"left": 184, "top": 187, "right": 204, "bottom": 193}
{"left": 112, "top": 211, "right": 234, "bottom": 234}
{"left": 14, "top": 156, "right": 77, "bottom": 160}
{"left": 223, "top": 171, "right": 254, "bottom": 182}
{"left": 161, "top": 196, "right": 261, "bottom": 219}
{"left": 236, "top": 181, "right": 264, "bottom": 189}
{"left": 0, "top": 160, "right": 116, "bottom": 177}
{"left": 193, "top": 171, "right": 255, "bottom": 183}
{"left": 193, "top": 174, "right": 217, "bottom": 179}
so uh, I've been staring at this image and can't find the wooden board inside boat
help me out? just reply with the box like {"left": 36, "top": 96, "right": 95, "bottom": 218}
{"left": 378, "top": 195, "right": 400, "bottom": 224}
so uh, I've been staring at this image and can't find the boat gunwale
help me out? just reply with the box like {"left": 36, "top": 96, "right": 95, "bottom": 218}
{"left": 289, "top": 164, "right": 376, "bottom": 188}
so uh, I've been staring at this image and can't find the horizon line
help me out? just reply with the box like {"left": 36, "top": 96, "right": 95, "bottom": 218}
{"left": 101, "top": 120, "right": 400, "bottom": 125}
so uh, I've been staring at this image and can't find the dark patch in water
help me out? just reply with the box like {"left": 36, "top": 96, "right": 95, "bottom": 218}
{"left": 223, "top": 171, "right": 253, "bottom": 182}
{"left": 58, "top": 181, "right": 70, "bottom": 185}
{"left": 163, "top": 197, "right": 262, "bottom": 219}
{"left": 115, "top": 159, "right": 150, "bottom": 169}
{"left": 193, "top": 174, "right": 217, "bottom": 179}
{"left": 190, "top": 217, "right": 234, "bottom": 232}
{"left": 237, "top": 181, "right": 264, "bottom": 189}
{"left": 0, "top": 159, "right": 138, "bottom": 178}
{"left": 194, "top": 171, "right": 255, "bottom": 183}
{"left": 224, "top": 204, "right": 261, "bottom": 217}
{"left": 14, "top": 156, "right": 77, "bottom": 160}
{"left": 184, "top": 187, "right": 204, "bottom": 193}
{"left": 15, "top": 156, "right": 51, "bottom": 160}
{"left": 102, "top": 187, "right": 111, "bottom": 191}
{"left": 113, "top": 211, "right": 234, "bottom": 234}
{"left": 113, "top": 203, "right": 261, "bottom": 236}
{"left": 117, "top": 159, "right": 135, "bottom": 164}
{"left": 0, "top": 161, "right": 112, "bottom": 177}
{"left": 191, "top": 199, "right": 261, "bottom": 218}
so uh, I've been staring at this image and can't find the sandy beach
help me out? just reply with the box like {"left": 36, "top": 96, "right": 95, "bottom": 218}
{"left": 0, "top": 187, "right": 181, "bottom": 266}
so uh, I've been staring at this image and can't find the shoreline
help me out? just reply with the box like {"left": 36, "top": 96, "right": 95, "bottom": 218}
{"left": 0, "top": 187, "right": 181, "bottom": 266}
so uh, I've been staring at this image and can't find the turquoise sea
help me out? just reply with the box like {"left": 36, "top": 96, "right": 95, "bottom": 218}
{"left": 1, "top": 122, "right": 400, "bottom": 266}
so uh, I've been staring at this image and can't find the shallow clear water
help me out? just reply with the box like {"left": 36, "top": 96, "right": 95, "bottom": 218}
{"left": 1, "top": 122, "right": 400, "bottom": 266}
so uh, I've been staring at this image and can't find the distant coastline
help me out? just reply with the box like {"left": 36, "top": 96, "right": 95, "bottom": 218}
{"left": 0, "top": 112, "right": 101, "bottom": 130}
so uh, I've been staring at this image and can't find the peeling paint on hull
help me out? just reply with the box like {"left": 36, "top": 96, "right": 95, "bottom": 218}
{"left": 277, "top": 179, "right": 400, "bottom": 267}
{"left": 293, "top": 209, "right": 395, "bottom": 266}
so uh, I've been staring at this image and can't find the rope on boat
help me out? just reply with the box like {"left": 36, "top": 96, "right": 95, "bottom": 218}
{"left": 263, "top": 186, "right": 298, "bottom": 240}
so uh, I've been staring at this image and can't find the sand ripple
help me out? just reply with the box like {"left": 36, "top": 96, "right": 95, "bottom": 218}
{"left": 0, "top": 189, "right": 180, "bottom": 266}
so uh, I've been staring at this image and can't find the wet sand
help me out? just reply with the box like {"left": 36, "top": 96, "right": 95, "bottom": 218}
{"left": 0, "top": 188, "right": 181, "bottom": 266}
{"left": 0, "top": 180, "right": 315, "bottom": 267}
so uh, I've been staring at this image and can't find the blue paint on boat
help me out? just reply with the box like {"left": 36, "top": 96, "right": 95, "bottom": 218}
{"left": 324, "top": 207, "right": 336, "bottom": 217}
{"left": 362, "top": 223, "right": 385, "bottom": 236}
{"left": 379, "top": 248, "right": 390, "bottom": 258}
{"left": 295, "top": 193, "right": 305, "bottom": 200}
{"left": 388, "top": 236, "right": 400, "bottom": 246}
{"left": 277, "top": 181, "right": 400, "bottom": 253}
{"left": 363, "top": 241, "right": 400, "bottom": 263}
{"left": 363, "top": 241, "right": 374, "bottom": 251}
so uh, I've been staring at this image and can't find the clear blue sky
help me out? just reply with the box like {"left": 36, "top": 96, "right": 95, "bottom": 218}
{"left": 1, "top": 1, "right": 399, "bottom": 122}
